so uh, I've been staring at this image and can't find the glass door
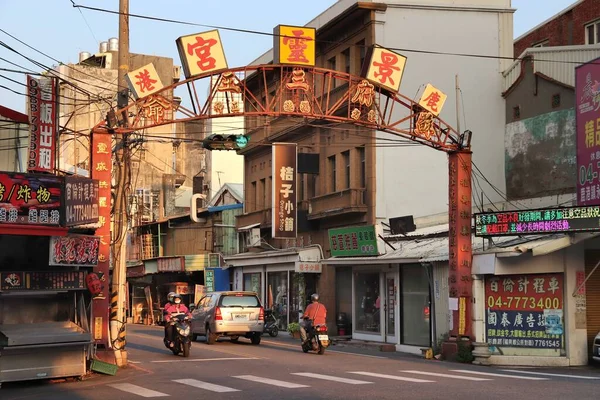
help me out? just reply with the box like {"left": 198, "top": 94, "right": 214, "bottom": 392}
{"left": 384, "top": 273, "right": 397, "bottom": 343}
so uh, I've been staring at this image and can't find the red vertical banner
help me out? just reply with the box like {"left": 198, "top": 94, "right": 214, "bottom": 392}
{"left": 27, "top": 75, "right": 57, "bottom": 173}
{"left": 448, "top": 151, "right": 473, "bottom": 338}
{"left": 90, "top": 130, "right": 112, "bottom": 347}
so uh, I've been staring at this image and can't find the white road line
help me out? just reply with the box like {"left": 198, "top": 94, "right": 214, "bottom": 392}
{"left": 292, "top": 372, "right": 372, "bottom": 384}
{"left": 450, "top": 370, "right": 549, "bottom": 380}
{"left": 348, "top": 371, "right": 434, "bottom": 383}
{"left": 173, "top": 379, "right": 240, "bottom": 393}
{"left": 501, "top": 369, "right": 600, "bottom": 380}
{"left": 261, "top": 340, "right": 388, "bottom": 359}
{"left": 152, "top": 357, "right": 260, "bottom": 363}
{"left": 108, "top": 383, "right": 169, "bottom": 397}
{"left": 129, "top": 361, "right": 141, "bottom": 364}
{"left": 233, "top": 375, "right": 309, "bottom": 388}
{"left": 401, "top": 370, "right": 491, "bottom": 381}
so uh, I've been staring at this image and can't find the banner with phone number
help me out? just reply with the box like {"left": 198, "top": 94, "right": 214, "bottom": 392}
{"left": 485, "top": 273, "right": 564, "bottom": 349}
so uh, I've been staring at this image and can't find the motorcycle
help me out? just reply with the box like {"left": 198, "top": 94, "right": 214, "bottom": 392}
{"left": 164, "top": 312, "right": 192, "bottom": 357}
{"left": 301, "top": 320, "right": 329, "bottom": 355}
{"left": 263, "top": 308, "right": 279, "bottom": 337}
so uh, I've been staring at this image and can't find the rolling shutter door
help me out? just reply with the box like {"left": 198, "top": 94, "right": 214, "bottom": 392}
{"left": 584, "top": 250, "right": 600, "bottom": 357}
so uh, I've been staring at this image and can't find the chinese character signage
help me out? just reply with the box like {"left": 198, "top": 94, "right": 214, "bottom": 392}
{"left": 49, "top": 235, "right": 100, "bottom": 267}
{"left": 273, "top": 25, "right": 316, "bottom": 66}
{"left": 125, "top": 63, "right": 164, "bottom": 100}
{"left": 272, "top": 142, "right": 297, "bottom": 239}
{"left": 418, "top": 83, "right": 447, "bottom": 116}
{"left": 205, "top": 269, "right": 215, "bottom": 293}
{"left": 27, "top": 75, "right": 57, "bottom": 173}
{"left": 363, "top": 46, "right": 407, "bottom": 93}
{"left": 485, "top": 273, "right": 564, "bottom": 349}
{"left": 295, "top": 261, "right": 322, "bottom": 273}
{"left": 0, "top": 171, "right": 62, "bottom": 225}
{"left": 328, "top": 225, "right": 379, "bottom": 257}
{"left": 576, "top": 57, "right": 600, "bottom": 206}
{"left": 176, "top": 30, "right": 228, "bottom": 79}
{"left": 475, "top": 205, "right": 600, "bottom": 237}
{"left": 1, "top": 271, "right": 87, "bottom": 291}
{"left": 63, "top": 176, "right": 99, "bottom": 226}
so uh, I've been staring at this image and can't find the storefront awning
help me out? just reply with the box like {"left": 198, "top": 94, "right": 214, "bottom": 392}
{"left": 223, "top": 247, "right": 322, "bottom": 268}
{"left": 237, "top": 223, "right": 260, "bottom": 231}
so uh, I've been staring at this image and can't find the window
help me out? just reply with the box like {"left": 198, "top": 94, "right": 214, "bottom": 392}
{"left": 357, "top": 39, "right": 366, "bottom": 72}
{"left": 328, "top": 56, "right": 337, "bottom": 87}
{"left": 328, "top": 155, "right": 336, "bottom": 192}
{"left": 532, "top": 39, "right": 549, "bottom": 48}
{"left": 299, "top": 173, "right": 305, "bottom": 200}
{"left": 512, "top": 105, "right": 521, "bottom": 121}
{"left": 552, "top": 93, "right": 561, "bottom": 108}
{"left": 260, "top": 178, "right": 266, "bottom": 209}
{"left": 586, "top": 20, "right": 600, "bottom": 45}
{"left": 342, "top": 151, "right": 350, "bottom": 189}
{"left": 220, "top": 294, "right": 260, "bottom": 307}
{"left": 354, "top": 272, "right": 380, "bottom": 333}
{"left": 342, "top": 48, "right": 351, "bottom": 74}
{"left": 243, "top": 273, "right": 261, "bottom": 295}
{"left": 251, "top": 181, "right": 257, "bottom": 211}
{"left": 358, "top": 147, "right": 366, "bottom": 188}
{"left": 400, "top": 265, "right": 431, "bottom": 346}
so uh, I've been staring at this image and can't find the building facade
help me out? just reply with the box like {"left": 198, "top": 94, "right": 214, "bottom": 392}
{"left": 0, "top": 105, "right": 28, "bottom": 172}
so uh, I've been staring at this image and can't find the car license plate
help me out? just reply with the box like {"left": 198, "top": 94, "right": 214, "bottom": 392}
{"left": 233, "top": 314, "right": 248, "bottom": 321}
{"left": 318, "top": 335, "right": 329, "bottom": 341}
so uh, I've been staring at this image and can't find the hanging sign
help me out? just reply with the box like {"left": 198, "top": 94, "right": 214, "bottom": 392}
{"left": 272, "top": 143, "right": 297, "bottom": 239}
{"left": 125, "top": 63, "right": 164, "bottom": 100}
{"left": 63, "top": 176, "right": 99, "bottom": 226}
{"left": 362, "top": 46, "right": 407, "bottom": 93}
{"left": 0, "top": 271, "right": 87, "bottom": 291}
{"left": 49, "top": 235, "right": 100, "bottom": 267}
{"left": 27, "top": 75, "right": 58, "bottom": 173}
{"left": 273, "top": 25, "right": 316, "bottom": 66}
{"left": 176, "top": 30, "right": 228, "bottom": 79}
{"left": 418, "top": 83, "right": 448, "bottom": 116}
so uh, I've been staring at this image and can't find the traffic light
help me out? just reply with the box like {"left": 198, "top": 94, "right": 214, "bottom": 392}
{"left": 201, "top": 134, "right": 249, "bottom": 151}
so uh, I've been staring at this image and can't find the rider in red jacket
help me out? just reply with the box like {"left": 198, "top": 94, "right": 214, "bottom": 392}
{"left": 164, "top": 294, "right": 192, "bottom": 347}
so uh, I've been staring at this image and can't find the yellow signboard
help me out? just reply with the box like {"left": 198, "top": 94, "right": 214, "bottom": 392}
{"left": 418, "top": 83, "right": 447, "bottom": 116}
{"left": 125, "top": 63, "right": 164, "bottom": 100}
{"left": 176, "top": 29, "right": 228, "bottom": 79}
{"left": 364, "top": 46, "right": 407, "bottom": 93}
{"left": 274, "top": 25, "right": 316, "bottom": 66}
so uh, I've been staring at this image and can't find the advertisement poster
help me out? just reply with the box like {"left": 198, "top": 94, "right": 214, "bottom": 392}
{"left": 485, "top": 273, "right": 564, "bottom": 349}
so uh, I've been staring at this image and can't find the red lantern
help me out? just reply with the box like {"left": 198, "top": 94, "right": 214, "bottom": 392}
{"left": 86, "top": 272, "right": 103, "bottom": 296}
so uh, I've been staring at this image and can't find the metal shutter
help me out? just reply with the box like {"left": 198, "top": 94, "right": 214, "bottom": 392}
{"left": 585, "top": 250, "right": 600, "bottom": 358}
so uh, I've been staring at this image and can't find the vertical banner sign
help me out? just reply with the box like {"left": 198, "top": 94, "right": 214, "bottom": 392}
{"left": 272, "top": 143, "right": 297, "bottom": 239}
{"left": 90, "top": 131, "right": 112, "bottom": 346}
{"left": 576, "top": 57, "right": 600, "bottom": 206}
{"left": 485, "top": 273, "right": 564, "bottom": 349}
{"left": 448, "top": 151, "right": 473, "bottom": 338}
{"left": 27, "top": 75, "right": 57, "bottom": 173}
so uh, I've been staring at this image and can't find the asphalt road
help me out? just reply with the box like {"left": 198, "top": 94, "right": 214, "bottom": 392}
{"left": 2, "top": 324, "right": 600, "bottom": 400}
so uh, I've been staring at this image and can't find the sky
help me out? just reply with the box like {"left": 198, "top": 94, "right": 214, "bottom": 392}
{"left": 0, "top": 0, "right": 579, "bottom": 114}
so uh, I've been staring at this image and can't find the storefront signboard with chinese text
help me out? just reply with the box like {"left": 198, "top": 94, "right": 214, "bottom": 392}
{"left": 328, "top": 225, "right": 379, "bottom": 257}
{"left": 205, "top": 269, "right": 215, "bottom": 293}
{"left": 27, "top": 75, "right": 57, "bottom": 173}
{"left": 63, "top": 176, "right": 99, "bottom": 226}
{"left": 0, "top": 171, "right": 62, "bottom": 225}
{"left": 49, "top": 235, "right": 99, "bottom": 267}
{"left": 272, "top": 142, "right": 297, "bottom": 239}
{"left": 125, "top": 63, "right": 164, "bottom": 100}
{"left": 295, "top": 261, "right": 322, "bottom": 273}
{"left": 176, "top": 30, "right": 228, "bottom": 79}
{"left": 362, "top": 46, "right": 407, "bottom": 93}
{"left": 475, "top": 206, "right": 600, "bottom": 237}
{"left": 0, "top": 271, "right": 87, "bottom": 291}
{"left": 126, "top": 265, "right": 146, "bottom": 278}
{"left": 418, "top": 83, "right": 447, "bottom": 116}
{"left": 273, "top": 25, "right": 316, "bottom": 67}
{"left": 575, "top": 57, "right": 600, "bottom": 206}
{"left": 485, "top": 273, "right": 564, "bottom": 349}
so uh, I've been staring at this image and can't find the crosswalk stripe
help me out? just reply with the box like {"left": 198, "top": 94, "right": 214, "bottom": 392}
{"left": 173, "top": 379, "right": 240, "bottom": 392}
{"left": 401, "top": 370, "right": 491, "bottom": 381}
{"left": 348, "top": 371, "right": 434, "bottom": 383}
{"left": 108, "top": 383, "right": 169, "bottom": 397}
{"left": 501, "top": 369, "right": 600, "bottom": 380}
{"left": 292, "top": 372, "right": 372, "bottom": 384}
{"left": 233, "top": 375, "right": 309, "bottom": 388}
{"left": 450, "top": 370, "right": 549, "bottom": 380}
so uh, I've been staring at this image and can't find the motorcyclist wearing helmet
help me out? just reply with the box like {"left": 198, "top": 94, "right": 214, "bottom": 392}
{"left": 300, "top": 293, "right": 327, "bottom": 344}
{"left": 163, "top": 292, "right": 176, "bottom": 343}
{"left": 164, "top": 294, "right": 192, "bottom": 347}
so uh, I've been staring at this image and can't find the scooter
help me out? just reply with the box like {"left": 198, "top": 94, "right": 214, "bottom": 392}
{"left": 263, "top": 308, "right": 279, "bottom": 337}
{"left": 301, "top": 320, "right": 330, "bottom": 355}
{"left": 164, "top": 312, "right": 192, "bottom": 357}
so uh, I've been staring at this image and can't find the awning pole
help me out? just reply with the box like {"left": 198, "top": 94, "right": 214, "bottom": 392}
{"left": 572, "top": 258, "right": 600, "bottom": 297}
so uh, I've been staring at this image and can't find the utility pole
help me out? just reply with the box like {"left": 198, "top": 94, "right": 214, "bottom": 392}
{"left": 111, "top": 0, "right": 129, "bottom": 367}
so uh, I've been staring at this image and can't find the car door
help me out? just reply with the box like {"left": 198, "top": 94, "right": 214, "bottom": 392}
{"left": 192, "top": 296, "right": 208, "bottom": 334}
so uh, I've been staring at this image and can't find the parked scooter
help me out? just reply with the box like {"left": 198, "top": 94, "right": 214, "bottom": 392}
{"left": 164, "top": 312, "right": 192, "bottom": 357}
{"left": 300, "top": 320, "right": 329, "bottom": 355}
{"left": 263, "top": 308, "right": 279, "bottom": 337}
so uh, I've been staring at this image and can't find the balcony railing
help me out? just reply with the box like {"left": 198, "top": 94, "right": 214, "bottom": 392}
{"left": 308, "top": 188, "right": 367, "bottom": 220}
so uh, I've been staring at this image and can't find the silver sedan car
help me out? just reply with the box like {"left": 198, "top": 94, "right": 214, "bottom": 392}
{"left": 593, "top": 331, "right": 600, "bottom": 364}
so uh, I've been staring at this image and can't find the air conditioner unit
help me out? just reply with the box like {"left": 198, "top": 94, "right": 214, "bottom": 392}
{"left": 245, "top": 228, "right": 261, "bottom": 248}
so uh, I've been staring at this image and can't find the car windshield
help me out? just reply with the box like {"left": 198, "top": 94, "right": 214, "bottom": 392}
{"left": 220, "top": 294, "right": 260, "bottom": 307}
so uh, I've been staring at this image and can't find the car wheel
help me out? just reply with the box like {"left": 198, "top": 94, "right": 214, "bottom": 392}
{"left": 250, "top": 334, "right": 261, "bottom": 345}
{"left": 206, "top": 325, "right": 217, "bottom": 344}
{"left": 230, "top": 336, "right": 240, "bottom": 343}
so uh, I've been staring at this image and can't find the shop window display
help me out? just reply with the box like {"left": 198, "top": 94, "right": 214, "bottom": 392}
{"left": 355, "top": 272, "right": 380, "bottom": 333}
{"left": 401, "top": 265, "right": 431, "bottom": 346}
{"left": 267, "top": 271, "right": 288, "bottom": 330}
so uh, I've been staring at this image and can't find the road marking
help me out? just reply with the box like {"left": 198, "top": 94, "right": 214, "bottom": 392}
{"left": 129, "top": 361, "right": 141, "bottom": 364}
{"left": 450, "top": 370, "right": 549, "bottom": 380}
{"left": 401, "top": 370, "right": 491, "bottom": 381}
{"left": 261, "top": 340, "right": 388, "bottom": 359}
{"left": 292, "top": 372, "right": 372, "bottom": 384}
{"left": 348, "top": 371, "right": 433, "bottom": 383}
{"left": 108, "top": 383, "right": 169, "bottom": 397}
{"left": 501, "top": 369, "right": 600, "bottom": 380}
{"left": 173, "top": 379, "right": 240, "bottom": 393}
{"left": 233, "top": 375, "right": 309, "bottom": 388}
{"left": 152, "top": 357, "right": 260, "bottom": 363}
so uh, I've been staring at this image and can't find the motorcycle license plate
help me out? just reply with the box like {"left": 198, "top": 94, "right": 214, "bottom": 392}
{"left": 233, "top": 314, "right": 248, "bottom": 321}
{"left": 318, "top": 335, "right": 329, "bottom": 341}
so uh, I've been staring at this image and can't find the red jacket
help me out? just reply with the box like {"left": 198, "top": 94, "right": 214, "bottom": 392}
{"left": 304, "top": 302, "right": 327, "bottom": 325}
{"left": 164, "top": 303, "right": 191, "bottom": 321}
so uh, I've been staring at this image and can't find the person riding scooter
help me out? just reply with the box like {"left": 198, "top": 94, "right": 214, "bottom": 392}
{"left": 300, "top": 293, "right": 327, "bottom": 344}
{"left": 163, "top": 292, "right": 176, "bottom": 341}
{"left": 164, "top": 294, "right": 192, "bottom": 347}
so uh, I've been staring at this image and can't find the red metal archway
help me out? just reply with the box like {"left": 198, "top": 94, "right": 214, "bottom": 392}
{"left": 92, "top": 64, "right": 473, "bottom": 342}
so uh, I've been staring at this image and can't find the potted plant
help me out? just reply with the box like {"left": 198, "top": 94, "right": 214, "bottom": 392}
{"left": 287, "top": 322, "right": 301, "bottom": 339}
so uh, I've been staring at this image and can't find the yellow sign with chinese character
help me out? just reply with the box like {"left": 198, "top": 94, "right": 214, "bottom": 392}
{"left": 364, "top": 46, "right": 407, "bottom": 93}
{"left": 418, "top": 83, "right": 447, "bottom": 116}
{"left": 274, "top": 25, "right": 316, "bottom": 66}
{"left": 125, "top": 63, "right": 164, "bottom": 100}
{"left": 176, "top": 30, "right": 228, "bottom": 79}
